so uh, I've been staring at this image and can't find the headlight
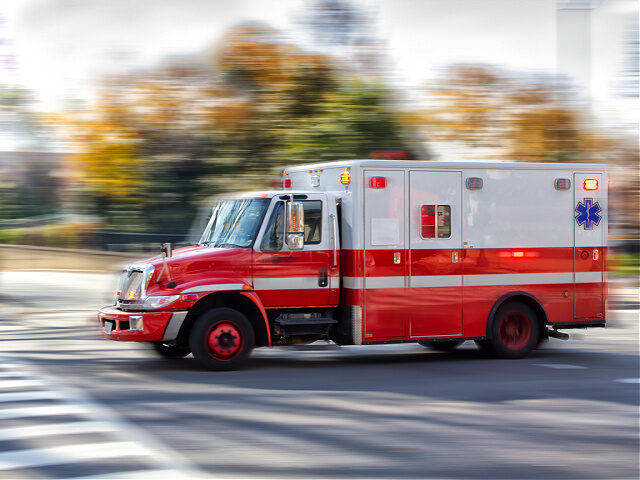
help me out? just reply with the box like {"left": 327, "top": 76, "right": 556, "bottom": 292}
{"left": 141, "top": 295, "right": 180, "bottom": 310}
{"left": 144, "top": 267, "right": 155, "bottom": 289}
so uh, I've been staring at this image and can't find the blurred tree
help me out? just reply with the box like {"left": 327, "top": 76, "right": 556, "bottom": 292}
{"left": 67, "top": 24, "right": 415, "bottom": 236}
{"left": 418, "top": 65, "right": 608, "bottom": 162}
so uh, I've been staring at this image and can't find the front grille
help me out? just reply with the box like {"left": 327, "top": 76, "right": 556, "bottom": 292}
{"left": 119, "top": 270, "right": 143, "bottom": 301}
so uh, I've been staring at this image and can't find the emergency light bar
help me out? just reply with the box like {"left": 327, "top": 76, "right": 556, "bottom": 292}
{"left": 584, "top": 179, "right": 598, "bottom": 190}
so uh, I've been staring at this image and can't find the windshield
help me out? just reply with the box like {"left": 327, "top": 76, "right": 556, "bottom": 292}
{"left": 199, "top": 198, "right": 270, "bottom": 248}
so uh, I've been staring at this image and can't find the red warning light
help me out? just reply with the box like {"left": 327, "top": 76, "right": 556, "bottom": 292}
{"left": 583, "top": 179, "right": 598, "bottom": 190}
{"left": 511, "top": 251, "right": 524, "bottom": 258}
{"left": 580, "top": 250, "right": 589, "bottom": 260}
{"left": 283, "top": 178, "right": 292, "bottom": 189}
{"left": 340, "top": 172, "right": 351, "bottom": 185}
{"left": 370, "top": 176, "right": 387, "bottom": 188}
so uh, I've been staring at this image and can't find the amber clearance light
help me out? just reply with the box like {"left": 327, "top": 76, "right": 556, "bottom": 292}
{"left": 340, "top": 172, "right": 351, "bottom": 185}
{"left": 584, "top": 179, "right": 598, "bottom": 190}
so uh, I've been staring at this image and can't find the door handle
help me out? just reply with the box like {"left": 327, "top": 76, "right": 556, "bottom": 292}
{"left": 393, "top": 252, "right": 401, "bottom": 264}
{"left": 452, "top": 251, "right": 459, "bottom": 263}
{"left": 593, "top": 249, "right": 598, "bottom": 261}
{"left": 318, "top": 269, "right": 328, "bottom": 287}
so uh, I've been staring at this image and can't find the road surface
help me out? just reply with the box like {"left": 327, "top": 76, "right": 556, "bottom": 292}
{"left": 0, "top": 271, "right": 638, "bottom": 479}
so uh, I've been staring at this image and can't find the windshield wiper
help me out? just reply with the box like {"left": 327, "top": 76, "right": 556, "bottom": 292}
{"left": 213, "top": 243, "right": 245, "bottom": 248}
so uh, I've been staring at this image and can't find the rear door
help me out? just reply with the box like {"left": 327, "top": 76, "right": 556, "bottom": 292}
{"left": 408, "top": 171, "right": 463, "bottom": 336}
{"left": 574, "top": 173, "right": 604, "bottom": 319}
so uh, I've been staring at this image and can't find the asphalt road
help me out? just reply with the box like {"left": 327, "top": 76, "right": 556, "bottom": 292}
{"left": 0, "top": 271, "right": 638, "bottom": 479}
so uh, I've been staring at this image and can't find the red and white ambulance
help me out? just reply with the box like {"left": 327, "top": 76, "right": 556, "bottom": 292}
{"left": 98, "top": 160, "right": 609, "bottom": 370}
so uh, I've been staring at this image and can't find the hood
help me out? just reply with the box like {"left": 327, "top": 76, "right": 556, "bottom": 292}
{"left": 145, "top": 246, "right": 252, "bottom": 294}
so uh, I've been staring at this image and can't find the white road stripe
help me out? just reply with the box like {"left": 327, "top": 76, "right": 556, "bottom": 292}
{"left": 615, "top": 378, "right": 640, "bottom": 384}
{"left": 0, "top": 390, "right": 67, "bottom": 402}
{"left": 0, "top": 421, "right": 117, "bottom": 441}
{"left": 0, "top": 379, "right": 49, "bottom": 389}
{"left": 0, "top": 404, "right": 90, "bottom": 420}
{"left": 533, "top": 364, "right": 587, "bottom": 370}
{"left": 0, "top": 441, "right": 154, "bottom": 470}
{"left": 66, "top": 468, "right": 200, "bottom": 479}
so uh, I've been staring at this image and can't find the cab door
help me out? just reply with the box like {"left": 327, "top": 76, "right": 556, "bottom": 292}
{"left": 253, "top": 194, "right": 336, "bottom": 308}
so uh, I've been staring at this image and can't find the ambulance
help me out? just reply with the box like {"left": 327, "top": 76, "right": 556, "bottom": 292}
{"left": 98, "top": 160, "right": 608, "bottom": 370}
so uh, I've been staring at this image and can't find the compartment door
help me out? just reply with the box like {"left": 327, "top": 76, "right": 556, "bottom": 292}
{"left": 408, "top": 171, "right": 462, "bottom": 337}
{"left": 363, "top": 170, "right": 407, "bottom": 339}
{"left": 574, "top": 173, "right": 604, "bottom": 319}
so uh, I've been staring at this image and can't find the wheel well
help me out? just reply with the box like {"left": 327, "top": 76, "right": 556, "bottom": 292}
{"left": 178, "top": 292, "right": 269, "bottom": 347}
{"left": 486, "top": 293, "right": 548, "bottom": 339}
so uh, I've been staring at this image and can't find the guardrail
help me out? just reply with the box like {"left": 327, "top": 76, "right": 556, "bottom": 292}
{"left": 0, "top": 244, "right": 142, "bottom": 272}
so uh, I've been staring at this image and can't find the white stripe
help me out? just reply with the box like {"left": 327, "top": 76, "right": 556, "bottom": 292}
{"left": 0, "top": 379, "right": 48, "bottom": 389}
{"left": 0, "top": 404, "right": 89, "bottom": 420}
{"left": 0, "top": 421, "right": 117, "bottom": 441}
{"left": 343, "top": 276, "right": 363, "bottom": 289}
{"left": 463, "top": 272, "right": 574, "bottom": 287}
{"left": 66, "top": 469, "right": 196, "bottom": 479}
{"left": 365, "top": 276, "right": 404, "bottom": 289}
{"left": 410, "top": 275, "right": 462, "bottom": 288}
{"left": 0, "top": 390, "right": 66, "bottom": 402}
{"left": 0, "top": 441, "right": 153, "bottom": 470}
{"left": 254, "top": 277, "right": 323, "bottom": 290}
{"left": 181, "top": 283, "right": 245, "bottom": 293}
{"left": 575, "top": 271, "right": 603, "bottom": 283}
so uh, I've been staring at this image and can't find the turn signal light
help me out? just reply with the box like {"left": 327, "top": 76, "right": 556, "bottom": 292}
{"left": 340, "top": 172, "right": 351, "bottom": 185}
{"left": 584, "top": 179, "right": 598, "bottom": 190}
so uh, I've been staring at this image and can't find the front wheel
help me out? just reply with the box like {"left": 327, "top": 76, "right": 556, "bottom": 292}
{"left": 189, "top": 308, "right": 254, "bottom": 371}
{"left": 488, "top": 301, "right": 540, "bottom": 359}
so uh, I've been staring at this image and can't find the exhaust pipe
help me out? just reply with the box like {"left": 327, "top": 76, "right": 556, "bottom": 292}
{"left": 547, "top": 328, "right": 569, "bottom": 341}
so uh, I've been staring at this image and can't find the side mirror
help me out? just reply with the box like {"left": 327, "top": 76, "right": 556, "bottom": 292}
{"left": 161, "top": 242, "right": 173, "bottom": 258}
{"left": 286, "top": 202, "right": 304, "bottom": 250}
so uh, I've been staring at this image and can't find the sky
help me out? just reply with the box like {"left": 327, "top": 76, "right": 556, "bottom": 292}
{"left": 0, "top": 0, "right": 637, "bottom": 112}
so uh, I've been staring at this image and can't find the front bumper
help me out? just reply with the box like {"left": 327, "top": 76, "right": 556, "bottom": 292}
{"left": 98, "top": 306, "right": 188, "bottom": 342}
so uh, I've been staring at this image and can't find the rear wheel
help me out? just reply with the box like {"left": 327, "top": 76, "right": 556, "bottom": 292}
{"left": 189, "top": 308, "right": 254, "bottom": 371}
{"left": 418, "top": 340, "right": 464, "bottom": 351}
{"left": 488, "top": 301, "right": 540, "bottom": 359}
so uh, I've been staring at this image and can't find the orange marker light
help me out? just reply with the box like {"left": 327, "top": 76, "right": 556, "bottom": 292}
{"left": 584, "top": 179, "right": 598, "bottom": 190}
{"left": 340, "top": 172, "right": 351, "bottom": 185}
{"left": 127, "top": 291, "right": 136, "bottom": 298}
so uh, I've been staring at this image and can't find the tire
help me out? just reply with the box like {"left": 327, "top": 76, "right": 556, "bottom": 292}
{"left": 151, "top": 342, "right": 191, "bottom": 359}
{"left": 189, "top": 308, "right": 255, "bottom": 371}
{"left": 418, "top": 340, "right": 464, "bottom": 351}
{"left": 488, "top": 301, "right": 540, "bottom": 359}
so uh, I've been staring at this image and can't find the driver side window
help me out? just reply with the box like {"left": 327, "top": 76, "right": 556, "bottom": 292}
{"left": 260, "top": 201, "right": 285, "bottom": 251}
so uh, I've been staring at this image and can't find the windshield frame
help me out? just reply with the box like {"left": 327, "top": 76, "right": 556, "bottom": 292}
{"left": 199, "top": 197, "right": 271, "bottom": 249}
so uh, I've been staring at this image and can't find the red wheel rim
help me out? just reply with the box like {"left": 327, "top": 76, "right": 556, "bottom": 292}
{"left": 498, "top": 311, "right": 531, "bottom": 350}
{"left": 206, "top": 321, "right": 243, "bottom": 360}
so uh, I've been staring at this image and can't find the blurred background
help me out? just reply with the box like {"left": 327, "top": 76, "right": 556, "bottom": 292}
{"left": 0, "top": 0, "right": 637, "bottom": 269}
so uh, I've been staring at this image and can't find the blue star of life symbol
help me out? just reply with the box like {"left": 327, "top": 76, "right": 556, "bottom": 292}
{"left": 575, "top": 198, "right": 601, "bottom": 230}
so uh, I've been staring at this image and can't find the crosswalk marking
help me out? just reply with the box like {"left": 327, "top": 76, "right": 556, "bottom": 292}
{"left": 0, "top": 389, "right": 67, "bottom": 402}
{"left": 0, "top": 421, "right": 117, "bottom": 441}
{"left": 0, "top": 355, "right": 205, "bottom": 478}
{"left": 0, "top": 403, "right": 90, "bottom": 420}
{"left": 0, "top": 441, "right": 155, "bottom": 470}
